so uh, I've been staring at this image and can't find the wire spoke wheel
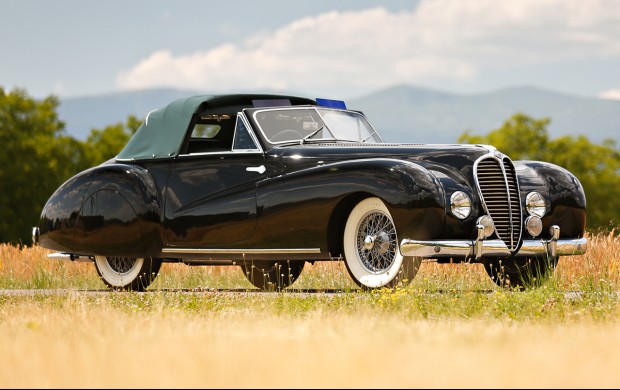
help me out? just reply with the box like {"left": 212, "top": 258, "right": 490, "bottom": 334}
{"left": 356, "top": 211, "right": 398, "bottom": 273}
{"left": 344, "top": 197, "right": 421, "bottom": 289}
{"left": 94, "top": 256, "right": 162, "bottom": 291}
{"left": 108, "top": 257, "right": 138, "bottom": 274}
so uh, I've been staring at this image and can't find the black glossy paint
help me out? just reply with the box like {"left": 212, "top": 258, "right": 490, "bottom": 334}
{"left": 39, "top": 163, "right": 162, "bottom": 258}
{"left": 516, "top": 161, "right": 587, "bottom": 237}
{"left": 163, "top": 153, "right": 264, "bottom": 246}
{"left": 36, "top": 94, "right": 587, "bottom": 263}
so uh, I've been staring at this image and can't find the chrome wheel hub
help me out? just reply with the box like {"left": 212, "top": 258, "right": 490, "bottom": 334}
{"left": 363, "top": 232, "right": 390, "bottom": 254}
{"left": 356, "top": 211, "right": 397, "bottom": 273}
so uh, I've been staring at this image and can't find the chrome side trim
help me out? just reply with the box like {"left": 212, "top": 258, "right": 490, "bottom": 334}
{"left": 400, "top": 237, "right": 587, "bottom": 259}
{"left": 178, "top": 150, "right": 263, "bottom": 157}
{"left": 162, "top": 248, "right": 321, "bottom": 255}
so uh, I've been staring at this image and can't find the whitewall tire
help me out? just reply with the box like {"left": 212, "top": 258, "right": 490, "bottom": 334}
{"left": 94, "top": 256, "right": 161, "bottom": 291}
{"left": 343, "top": 197, "right": 421, "bottom": 289}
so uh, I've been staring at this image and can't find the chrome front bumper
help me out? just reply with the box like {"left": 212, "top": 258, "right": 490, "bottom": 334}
{"left": 400, "top": 225, "right": 588, "bottom": 260}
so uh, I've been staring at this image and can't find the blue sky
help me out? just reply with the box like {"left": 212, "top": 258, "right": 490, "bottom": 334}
{"left": 2, "top": 0, "right": 620, "bottom": 100}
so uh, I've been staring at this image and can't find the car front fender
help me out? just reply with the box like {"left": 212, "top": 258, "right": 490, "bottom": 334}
{"left": 254, "top": 158, "right": 446, "bottom": 250}
{"left": 516, "top": 160, "right": 587, "bottom": 238}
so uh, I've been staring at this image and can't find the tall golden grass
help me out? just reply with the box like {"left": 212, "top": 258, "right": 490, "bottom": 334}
{"left": 0, "top": 231, "right": 619, "bottom": 388}
{"left": 2, "top": 230, "right": 618, "bottom": 290}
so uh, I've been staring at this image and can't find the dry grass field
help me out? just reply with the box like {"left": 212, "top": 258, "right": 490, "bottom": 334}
{"left": 2, "top": 307, "right": 620, "bottom": 388}
{"left": 0, "top": 231, "right": 619, "bottom": 388}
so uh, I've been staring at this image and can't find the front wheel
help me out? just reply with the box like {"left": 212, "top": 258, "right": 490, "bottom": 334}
{"left": 94, "top": 256, "right": 162, "bottom": 291}
{"left": 240, "top": 260, "right": 305, "bottom": 291}
{"left": 483, "top": 256, "right": 558, "bottom": 289}
{"left": 343, "top": 197, "right": 422, "bottom": 289}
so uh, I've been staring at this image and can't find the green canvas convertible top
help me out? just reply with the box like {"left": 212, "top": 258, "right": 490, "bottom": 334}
{"left": 116, "top": 94, "right": 317, "bottom": 161}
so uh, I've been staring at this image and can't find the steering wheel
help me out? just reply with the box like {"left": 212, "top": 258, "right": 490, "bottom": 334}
{"left": 271, "top": 129, "right": 304, "bottom": 142}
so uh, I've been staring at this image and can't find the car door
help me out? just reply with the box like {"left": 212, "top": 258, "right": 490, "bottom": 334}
{"left": 163, "top": 113, "right": 265, "bottom": 247}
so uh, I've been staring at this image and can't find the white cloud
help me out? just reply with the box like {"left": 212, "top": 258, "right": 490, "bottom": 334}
{"left": 599, "top": 89, "right": 620, "bottom": 100}
{"left": 51, "top": 80, "right": 65, "bottom": 95}
{"left": 116, "top": 0, "right": 620, "bottom": 97}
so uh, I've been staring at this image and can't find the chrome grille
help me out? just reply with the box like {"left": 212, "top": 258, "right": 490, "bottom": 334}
{"left": 475, "top": 156, "right": 522, "bottom": 252}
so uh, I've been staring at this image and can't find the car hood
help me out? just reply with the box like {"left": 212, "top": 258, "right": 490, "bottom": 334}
{"left": 270, "top": 142, "right": 498, "bottom": 177}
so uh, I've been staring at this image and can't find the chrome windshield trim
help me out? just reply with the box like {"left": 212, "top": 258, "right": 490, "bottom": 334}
{"left": 232, "top": 112, "right": 263, "bottom": 153}
{"left": 400, "top": 237, "right": 588, "bottom": 259}
{"left": 251, "top": 106, "right": 382, "bottom": 145}
{"left": 162, "top": 248, "right": 322, "bottom": 255}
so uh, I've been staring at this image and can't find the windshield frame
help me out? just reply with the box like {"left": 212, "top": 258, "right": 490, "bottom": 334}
{"left": 248, "top": 106, "right": 384, "bottom": 146}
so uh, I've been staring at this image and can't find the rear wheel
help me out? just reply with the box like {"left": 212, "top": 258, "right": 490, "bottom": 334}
{"left": 240, "top": 260, "right": 305, "bottom": 291}
{"left": 94, "top": 256, "right": 162, "bottom": 291}
{"left": 343, "top": 197, "right": 422, "bottom": 289}
{"left": 483, "top": 256, "right": 558, "bottom": 289}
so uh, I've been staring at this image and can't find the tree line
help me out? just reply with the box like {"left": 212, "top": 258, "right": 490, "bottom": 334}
{"left": 458, "top": 113, "right": 620, "bottom": 231}
{"left": 0, "top": 87, "right": 138, "bottom": 244}
{"left": 0, "top": 87, "right": 618, "bottom": 244}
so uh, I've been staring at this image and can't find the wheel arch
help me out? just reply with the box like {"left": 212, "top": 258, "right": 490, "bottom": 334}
{"left": 317, "top": 159, "right": 445, "bottom": 257}
{"left": 325, "top": 169, "right": 445, "bottom": 257}
{"left": 326, "top": 192, "right": 372, "bottom": 259}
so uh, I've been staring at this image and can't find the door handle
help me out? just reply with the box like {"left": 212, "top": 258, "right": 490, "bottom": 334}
{"left": 246, "top": 165, "right": 266, "bottom": 174}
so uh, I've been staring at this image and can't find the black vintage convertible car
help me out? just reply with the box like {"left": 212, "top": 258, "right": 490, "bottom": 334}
{"left": 32, "top": 93, "right": 588, "bottom": 291}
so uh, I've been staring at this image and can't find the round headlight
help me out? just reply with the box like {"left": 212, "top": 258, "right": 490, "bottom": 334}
{"left": 450, "top": 191, "right": 471, "bottom": 219}
{"left": 526, "top": 192, "right": 546, "bottom": 217}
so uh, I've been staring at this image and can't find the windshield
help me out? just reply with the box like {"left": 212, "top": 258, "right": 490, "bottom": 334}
{"left": 253, "top": 107, "right": 383, "bottom": 144}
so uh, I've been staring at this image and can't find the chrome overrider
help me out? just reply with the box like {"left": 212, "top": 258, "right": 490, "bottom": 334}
{"left": 400, "top": 224, "right": 588, "bottom": 260}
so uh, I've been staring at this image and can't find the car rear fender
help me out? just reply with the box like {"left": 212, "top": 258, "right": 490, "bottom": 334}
{"left": 39, "top": 163, "right": 162, "bottom": 257}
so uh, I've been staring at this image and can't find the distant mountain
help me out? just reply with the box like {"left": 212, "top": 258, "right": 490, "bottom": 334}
{"left": 57, "top": 88, "right": 202, "bottom": 140}
{"left": 349, "top": 85, "right": 620, "bottom": 144}
{"left": 57, "top": 85, "right": 620, "bottom": 144}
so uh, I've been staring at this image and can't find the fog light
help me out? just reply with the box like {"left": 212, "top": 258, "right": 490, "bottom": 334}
{"left": 450, "top": 191, "right": 471, "bottom": 219}
{"left": 525, "top": 216, "right": 543, "bottom": 237}
{"left": 476, "top": 215, "right": 495, "bottom": 238}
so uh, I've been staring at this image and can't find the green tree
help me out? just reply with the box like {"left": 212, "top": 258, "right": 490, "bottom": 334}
{"left": 0, "top": 87, "right": 90, "bottom": 244}
{"left": 85, "top": 115, "right": 141, "bottom": 165}
{"left": 545, "top": 135, "right": 620, "bottom": 230}
{"left": 459, "top": 113, "right": 550, "bottom": 160}
{"left": 458, "top": 112, "right": 620, "bottom": 230}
